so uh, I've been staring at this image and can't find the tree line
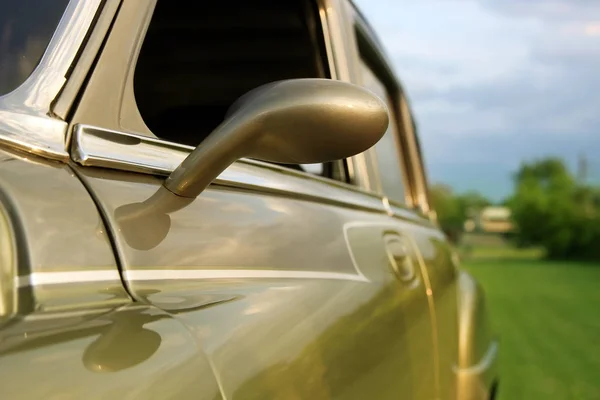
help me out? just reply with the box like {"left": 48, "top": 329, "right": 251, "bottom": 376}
{"left": 430, "top": 157, "right": 600, "bottom": 261}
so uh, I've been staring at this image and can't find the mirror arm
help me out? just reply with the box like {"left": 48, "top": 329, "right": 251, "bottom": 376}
{"left": 164, "top": 116, "right": 258, "bottom": 198}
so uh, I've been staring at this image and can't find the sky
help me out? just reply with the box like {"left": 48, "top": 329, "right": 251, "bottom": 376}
{"left": 354, "top": 0, "right": 600, "bottom": 201}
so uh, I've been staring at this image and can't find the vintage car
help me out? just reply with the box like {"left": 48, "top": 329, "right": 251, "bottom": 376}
{"left": 0, "top": 0, "right": 498, "bottom": 399}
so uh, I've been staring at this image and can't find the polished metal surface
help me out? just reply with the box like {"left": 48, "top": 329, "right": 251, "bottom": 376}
{"left": 316, "top": 0, "right": 338, "bottom": 80}
{"left": 457, "top": 270, "right": 495, "bottom": 369}
{"left": 14, "top": 270, "right": 122, "bottom": 289}
{"left": 75, "top": 164, "right": 439, "bottom": 399}
{"left": 72, "top": 124, "right": 193, "bottom": 175}
{"left": 164, "top": 79, "right": 389, "bottom": 198}
{"left": 320, "top": 0, "right": 381, "bottom": 192}
{"left": 358, "top": 58, "right": 408, "bottom": 204}
{"left": 410, "top": 225, "right": 462, "bottom": 398}
{"left": 0, "top": 203, "right": 16, "bottom": 321}
{"left": 456, "top": 340, "right": 499, "bottom": 400}
{"left": 349, "top": 3, "right": 431, "bottom": 215}
{"left": 383, "top": 233, "right": 416, "bottom": 282}
{"left": 0, "top": 304, "right": 224, "bottom": 399}
{"left": 0, "top": 0, "right": 103, "bottom": 160}
{"left": 0, "top": 148, "right": 130, "bottom": 311}
{"left": 0, "top": 0, "right": 498, "bottom": 398}
{"left": 69, "top": 0, "right": 177, "bottom": 136}
{"left": 0, "top": 0, "right": 103, "bottom": 115}
{"left": 125, "top": 269, "right": 368, "bottom": 283}
{"left": 70, "top": 124, "right": 400, "bottom": 215}
{"left": 0, "top": 112, "right": 68, "bottom": 161}
{"left": 52, "top": 0, "right": 122, "bottom": 120}
{"left": 343, "top": 7, "right": 473, "bottom": 395}
{"left": 399, "top": 94, "right": 432, "bottom": 215}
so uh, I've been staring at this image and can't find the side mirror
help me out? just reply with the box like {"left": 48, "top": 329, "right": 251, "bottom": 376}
{"left": 164, "top": 78, "right": 389, "bottom": 199}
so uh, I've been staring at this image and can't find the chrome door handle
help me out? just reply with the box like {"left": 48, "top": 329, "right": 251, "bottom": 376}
{"left": 383, "top": 233, "right": 416, "bottom": 282}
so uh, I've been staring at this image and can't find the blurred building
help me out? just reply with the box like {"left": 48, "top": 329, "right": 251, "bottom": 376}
{"left": 464, "top": 206, "right": 514, "bottom": 234}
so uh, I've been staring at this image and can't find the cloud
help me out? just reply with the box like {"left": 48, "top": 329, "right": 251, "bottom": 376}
{"left": 479, "top": 0, "right": 600, "bottom": 22}
{"left": 354, "top": 0, "right": 600, "bottom": 199}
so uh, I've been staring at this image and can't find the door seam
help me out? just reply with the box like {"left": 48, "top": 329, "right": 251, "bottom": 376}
{"left": 68, "top": 162, "right": 136, "bottom": 301}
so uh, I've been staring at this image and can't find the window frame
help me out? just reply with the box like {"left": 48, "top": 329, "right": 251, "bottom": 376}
{"left": 69, "top": 0, "right": 350, "bottom": 184}
{"left": 0, "top": 0, "right": 106, "bottom": 162}
{"left": 356, "top": 52, "right": 411, "bottom": 206}
{"left": 345, "top": 8, "right": 432, "bottom": 215}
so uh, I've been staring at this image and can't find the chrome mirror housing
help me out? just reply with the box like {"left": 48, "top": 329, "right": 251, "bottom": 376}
{"left": 163, "top": 78, "right": 389, "bottom": 199}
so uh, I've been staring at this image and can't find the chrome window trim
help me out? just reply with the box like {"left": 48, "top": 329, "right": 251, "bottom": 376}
{"left": 351, "top": 11, "right": 412, "bottom": 202}
{"left": 0, "top": 0, "right": 103, "bottom": 115}
{"left": 70, "top": 124, "right": 431, "bottom": 225}
{"left": 53, "top": 0, "right": 122, "bottom": 120}
{"left": 0, "top": 203, "right": 17, "bottom": 319}
{"left": 351, "top": 5, "right": 432, "bottom": 216}
{"left": 72, "top": 124, "right": 193, "bottom": 175}
{"left": 72, "top": 123, "right": 371, "bottom": 195}
{"left": 70, "top": 124, "right": 382, "bottom": 203}
{"left": 312, "top": 0, "right": 351, "bottom": 182}
{"left": 320, "top": 0, "right": 373, "bottom": 189}
{"left": 15, "top": 270, "right": 122, "bottom": 289}
{"left": 14, "top": 269, "right": 369, "bottom": 289}
{"left": 58, "top": 0, "right": 430, "bottom": 223}
{"left": 0, "top": 0, "right": 103, "bottom": 161}
{"left": 316, "top": 0, "right": 338, "bottom": 80}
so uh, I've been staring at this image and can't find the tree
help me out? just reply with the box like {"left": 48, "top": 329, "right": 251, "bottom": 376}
{"left": 429, "top": 184, "right": 490, "bottom": 243}
{"left": 456, "top": 191, "right": 491, "bottom": 219}
{"left": 430, "top": 184, "right": 462, "bottom": 243}
{"left": 508, "top": 157, "right": 600, "bottom": 261}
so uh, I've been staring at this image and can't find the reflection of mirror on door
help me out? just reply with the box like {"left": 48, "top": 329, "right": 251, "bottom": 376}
{"left": 83, "top": 308, "right": 163, "bottom": 373}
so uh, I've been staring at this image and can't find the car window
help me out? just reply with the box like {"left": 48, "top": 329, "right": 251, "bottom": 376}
{"left": 359, "top": 59, "right": 407, "bottom": 204}
{"left": 0, "top": 0, "right": 69, "bottom": 96}
{"left": 133, "top": 0, "right": 343, "bottom": 180}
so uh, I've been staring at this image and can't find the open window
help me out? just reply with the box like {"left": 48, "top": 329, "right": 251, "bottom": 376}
{"left": 132, "top": 0, "right": 346, "bottom": 181}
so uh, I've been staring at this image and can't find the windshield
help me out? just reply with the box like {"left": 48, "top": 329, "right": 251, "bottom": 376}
{"left": 0, "top": 0, "right": 70, "bottom": 96}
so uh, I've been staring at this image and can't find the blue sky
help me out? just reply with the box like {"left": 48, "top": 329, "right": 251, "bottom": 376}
{"left": 354, "top": 0, "right": 600, "bottom": 201}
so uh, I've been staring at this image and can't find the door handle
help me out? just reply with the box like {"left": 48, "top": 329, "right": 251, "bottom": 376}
{"left": 383, "top": 233, "right": 416, "bottom": 282}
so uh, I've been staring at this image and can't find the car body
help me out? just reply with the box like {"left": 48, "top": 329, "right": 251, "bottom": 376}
{"left": 0, "top": 0, "right": 498, "bottom": 399}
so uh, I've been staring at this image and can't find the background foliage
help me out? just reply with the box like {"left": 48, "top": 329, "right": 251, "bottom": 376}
{"left": 507, "top": 158, "right": 600, "bottom": 261}
{"left": 431, "top": 156, "right": 600, "bottom": 261}
{"left": 429, "top": 184, "right": 490, "bottom": 243}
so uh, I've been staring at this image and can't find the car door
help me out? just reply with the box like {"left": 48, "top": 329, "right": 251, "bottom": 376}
{"left": 0, "top": 148, "right": 222, "bottom": 400}
{"left": 62, "top": 0, "right": 439, "bottom": 399}
{"left": 0, "top": 1, "right": 230, "bottom": 398}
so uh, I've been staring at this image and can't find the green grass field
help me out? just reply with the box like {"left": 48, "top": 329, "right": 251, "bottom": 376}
{"left": 462, "top": 249, "right": 600, "bottom": 399}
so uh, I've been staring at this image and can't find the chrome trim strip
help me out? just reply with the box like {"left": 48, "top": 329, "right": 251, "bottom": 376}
{"left": 0, "top": 0, "right": 103, "bottom": 160}
{"left": 125, "top": 269, "right": 369, "bottom": 283}
{"left": 53, "top": 0, "right": 122, "bottom": 120}
{"left": 72, "top": 124, "right": 192, "bottom": 175}
{"left": 23, "top": 308, "right": 112, "bottom": 322}
{"left": 0, "top": 203, "right": 17, "bottom": 319}
{"left": 317, "top": 0, "right": 338, "bottom": 80}
{"left": 0, "top": 113, "right": 68, "bottom": 161}
{"left": 70, "top": 124, "right": 390, "bottom": 212}
{"left": 16, "top": 270, "right": 121, "bottom": 288}
{"left": 14, "top": 269, "right": 369, "bottom": 288}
